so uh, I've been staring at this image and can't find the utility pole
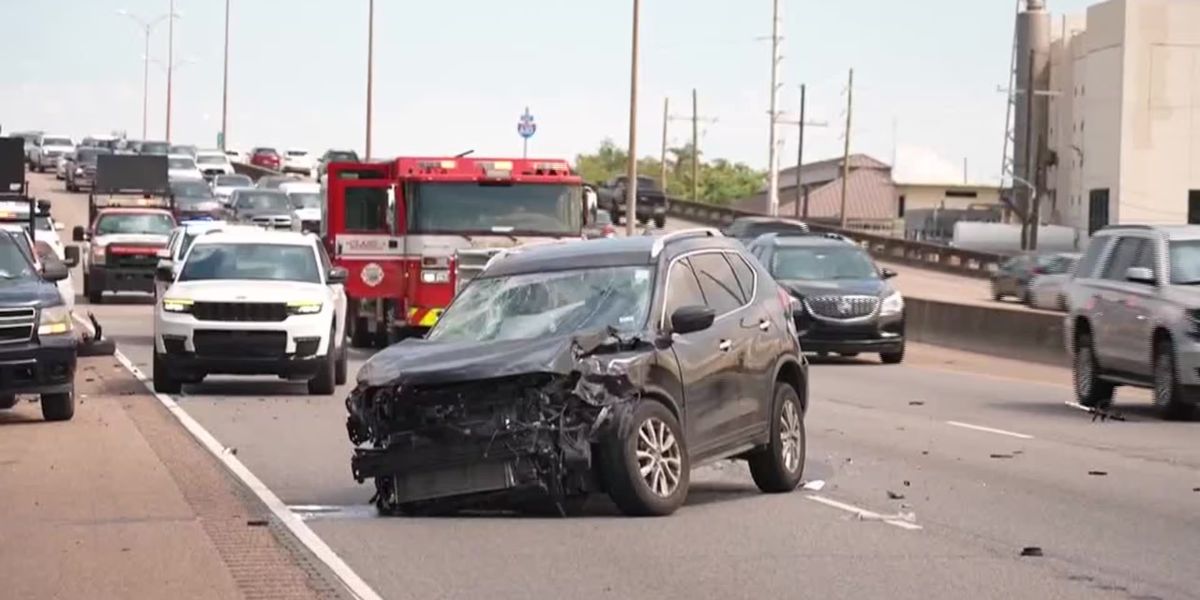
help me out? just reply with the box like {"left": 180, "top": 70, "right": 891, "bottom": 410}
{"left": 839, "top": 68, "right": 854, "bottom": 230}
{"left": 165, "top": 0, "right": 175, "bottom": 142}
{"left": 765, "top": 0, "right": 783, "bottom": 216}
{"left": 692, "top": 89, "right": 700, "bottom": 202}
{"left": 220, "top": 0, "right": 230, "bottom": 150}
{"left": 660, "top": 97, "right": 669, "bottom": 191}
{"left": 365, "top": 0, "right": 375, "bottom": 160}
{"left": 796, "top": 83, "right": 806, "bottom": 219}
{"left": 1025, "top": 51, "right": 1038, "bottom": 251}
{"left": 625, "top": 0, "right": 641, "bottom": 236}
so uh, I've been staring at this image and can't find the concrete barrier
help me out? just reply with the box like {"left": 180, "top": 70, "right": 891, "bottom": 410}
{"left": 232, "top": 161, "right": 279, "bottom": 181}
{"left": 905, "top": 297, "right": 1068, "bottom": 367}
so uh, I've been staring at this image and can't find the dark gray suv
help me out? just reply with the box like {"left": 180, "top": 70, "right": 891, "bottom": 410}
{"left": 748, "top": 233, "right": 905, "bottom": 364}
{"left": 347, "top": 230, "right": 808, "bottom": 517}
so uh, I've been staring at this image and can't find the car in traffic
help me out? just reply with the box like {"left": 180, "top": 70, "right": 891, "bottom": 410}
{"left": 211, "top": 173, "right": 254, "bottom": 204}
{"left": 195, "top": 150, "right": 234, "bottom": 180}
{"left": 170, "top": 179, "right": 227, "bottom": 222}
{"left": 229, "top": 189, "right": 294, "bottom": 229}
{"left": 1028, "top": 252, "right": 1081, "bottom": 312}
{"left": 54, "top": 152, "right": 71, "bottom": 180}
{"left": 991, "top": 252, "right": 1061, "bottom": 304}
{"left": 583, "top": 208, "right": 616, "bottom": 239}
{"left": 14, "top": 131, "right": 42, "bottom": 163}
{"left": 595, "top": 175, "right": 668, "bottom": 228}
{"left": 169, "top": 144, "right": 198, "bottom": 158}
{"left": 140, "top": 140, "right": 171, "bottom": 156}
{"left": 154, "top": 220, "right": 262, "bottom": 297}
{"left": 250, "top": 147, "right": 283, "bottom": 171}
{"left": 749, "top": 233, "right": 905, "bottom": 364}
{"left": 64, "top": 146, "right": 112, "bottom": 193}
{"left": 74, "top": 208, "right": 176, "bottom": 304}
{"left": 0, "top": 230, "right": 77, "bottom": 422}
{"left": 167, "top": 154, "right": 204, "bottom": 181}
{"left": 152, "top": 230, "right": 348, "bottom": 395}
{"left": 316, "top": 149, "right": 359, "bottom": 181}
{"left": 346, "top": 229, "right": 808, "bottom": 517}
{"left": 0, "top": 199, "right": 78, "bottom": 312}
{"left": 284, "top": 188, "right": 322, "bottom": 234}
{"left": 723, "top": 217, "right": 811, "bottom": 246}
{"left": 255, "top": 174, "right": 299, "bottom": 191}
{"left": 282, "top": 149, "right": 315, "bottom": 176}
{"left": 80, "top": 134, "right": 120, "bottom": 152}
{"left": 29, "top": 134, "right": 74, "bottom": 173}
{"left": 1066, "top": 225, "right": 1200, "bottom": 419}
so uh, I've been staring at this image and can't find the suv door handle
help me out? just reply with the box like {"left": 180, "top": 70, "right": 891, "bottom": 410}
{"left": 718, "top": 340, "right": 732, "bottom": 352}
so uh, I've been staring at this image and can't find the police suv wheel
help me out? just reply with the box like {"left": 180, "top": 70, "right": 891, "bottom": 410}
{"left": 41, "top": 393, "right": 75, "bottom": 422}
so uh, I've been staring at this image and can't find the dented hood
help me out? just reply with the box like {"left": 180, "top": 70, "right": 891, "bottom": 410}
{"left": 357, "top": 335, "right": 586, "bottom": 388}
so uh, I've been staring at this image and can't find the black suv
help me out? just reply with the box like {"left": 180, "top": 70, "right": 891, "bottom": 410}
{"left": 748, "top": 233, "right": 906, "bottom": 364}
{"left": 347, "top": 230, "right": 808, "bottom": 517}
{"left": 0, "top": 230, "right": 77, "bottom": 421}
{"left": 722, "top": 217, "right": 811, "bottom": 246}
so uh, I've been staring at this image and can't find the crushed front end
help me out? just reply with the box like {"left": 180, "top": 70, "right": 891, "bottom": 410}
{"left": 346, "top": 344, "right": 644, "bottom": 516}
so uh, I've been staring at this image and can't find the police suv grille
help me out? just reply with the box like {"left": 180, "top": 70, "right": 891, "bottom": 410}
{"left": 193, "top": 330, "right": 286, "bottom": 357}
{"left": 804, "top": 295, "right": 879, "bottom": 320}
{"left": 454, "top": 248, "right": 505, "bottom": 295}
{"left": 0, "top": 307, "right": 36, "bottom": 344}
{"left": 193, "top": 302, "right": 287, "bottom": 322}
{"left": 106, "top": 247, "right": 160, "bottom": 269}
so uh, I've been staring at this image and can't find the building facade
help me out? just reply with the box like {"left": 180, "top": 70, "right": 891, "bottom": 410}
{"left": 1048, "top": 0, "right": 1200, "bottom": 234}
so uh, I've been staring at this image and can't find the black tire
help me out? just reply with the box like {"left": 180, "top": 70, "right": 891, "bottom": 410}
{"left": 1153, "top": 341, "right": 1194, "bottom": 420}
{"left": 1021, "top": 287, "right": 1033, "bottom": 305}
{"left": 653, "top": 215, "right": 665, "bottom": 229}
{"left": 349, "top": 316, "right": 371, "bottom": 349}
{"left": 881, "top": 342, "right": 906, "bottom": 365}
{"left": 599, "top": 401, "right": 689, "bottom": 516}
{"left": 1073, "top": 330, "right": 1114, "bottom": 408}
{"left": 308, "top": 349, "right": 336, "bottom": 395}
{"left": 748, "top": 382, "right": 806, "bottom": 493}
{"left": 41, "top": 392, "right": 74, "bottom": 422}
{"left": 335, "top": 338, "right": 348, "bottom": 386}
{"left": 153, "top": 353, "right": 182, "bottom": 394}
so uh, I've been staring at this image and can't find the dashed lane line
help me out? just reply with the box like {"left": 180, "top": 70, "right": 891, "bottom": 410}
{"left": 946, "top": 420, "right": 1034, "bottom": 440}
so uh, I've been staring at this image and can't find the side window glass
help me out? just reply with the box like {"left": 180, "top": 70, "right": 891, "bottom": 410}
{"left": 690, "top": 252, "right": 745, "bottom": 314}
{"left": 316, "top": 243, "right": 334, "bottom": 274}
{"left": 1102, "top": 238, "right": 1144, "bottom": 281}
{"left": 664, "top": 258, "right": 706, "bottom": 321}
{"left": 1074, "top": 237, "right": 1108, "bottom": 279}
{"left": 1133, "top": 240, "right": 1158, "bottom": 280}
{"left": 724, "top": 251, "right": 757, "bottom": 303}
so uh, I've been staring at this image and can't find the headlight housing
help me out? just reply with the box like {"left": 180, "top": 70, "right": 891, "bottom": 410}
{"left": 420, "top": 270, "right": 451, "bottom": 284}
{"left": 91, "top": 244, "right": 106, "bottom": 265}
{"left": 880, "top": 290, "right": 905, "bottom": 316}
{"left": 38, "top": 306, "right": 73, "bottom": 336}
{"left": 162, "top": 298, "right": 194, "bottom": 313}
{"left": 287, "top": 300, "right": 323, "bottom": 315}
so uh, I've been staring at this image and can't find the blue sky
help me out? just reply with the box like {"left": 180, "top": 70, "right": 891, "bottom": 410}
{"left": 1, "top": 0, "right": 1097, "bottom": 182}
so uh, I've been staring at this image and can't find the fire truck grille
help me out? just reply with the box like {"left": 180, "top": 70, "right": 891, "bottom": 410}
{"left": 455, "top": 248, "right": 505, "bottom": 295}
{"left": 192, "top": 302, "right": 288, "bottom": 322}
{"left": 0, "top": 307, "right": 36, "bottom": 345}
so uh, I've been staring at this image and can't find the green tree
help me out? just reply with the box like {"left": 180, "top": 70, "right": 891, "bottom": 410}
{"left": 574, "top": 140, "right": 764, "bottom": 206}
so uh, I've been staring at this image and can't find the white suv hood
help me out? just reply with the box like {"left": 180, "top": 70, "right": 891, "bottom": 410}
{"left": 166, "top": 279, "right": 327, "bottom": 303}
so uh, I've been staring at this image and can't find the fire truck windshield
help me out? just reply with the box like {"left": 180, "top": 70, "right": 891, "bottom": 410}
{"left": 408, "top": 183, "right": 582, "bottom": 236}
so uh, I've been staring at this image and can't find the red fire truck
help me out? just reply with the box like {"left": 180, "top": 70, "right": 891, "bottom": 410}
{"left": 323, "top": 156, "right": 584, "bottom": 347}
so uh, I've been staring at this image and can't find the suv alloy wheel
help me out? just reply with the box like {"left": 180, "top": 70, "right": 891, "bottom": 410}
{"left": 600, "top": 401, "right": 690, "bottom": 516}
{"left": 1154, "top": 341, "right": 1194, "bottom": 420}
{"left": 748, "top": 382, "right": 806, "bottom": 493}
{"left": 1073, "top": 330, "right": 1114, "bottom": 408}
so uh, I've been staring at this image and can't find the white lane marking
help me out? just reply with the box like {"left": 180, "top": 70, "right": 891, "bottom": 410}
{"left": 806, "top": 495, "right": 923, "bottom": 530}
{"left": 112, "top": 351, "right": 383, "bottom": 600}
{"left": 946, "top": 420, "right": 1034, "bottom": 440}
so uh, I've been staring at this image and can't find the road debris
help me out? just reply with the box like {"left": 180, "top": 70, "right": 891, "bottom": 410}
{"left": 908, "top": 401, "right": 925, "bottom": 406}
{"left": 887, "top": 490, "right": 905, "bottom": 500}
{"left": 801, "top": 480, "right": 826, "bottom": 491}
{"left": 1020, "top": 546, "right": 1044, "bottom": 557}
{"left": 1088, "top": 471, "right": 1108, "bottom": 477}
{"left": 990, "top": 453, "right": 1014, "bottom": 459}
{"left": 246, "top": 519, "right": 268, "bottom": 527}
{"left": 1064, "top": 401, "right": 1126, "bottom": 422}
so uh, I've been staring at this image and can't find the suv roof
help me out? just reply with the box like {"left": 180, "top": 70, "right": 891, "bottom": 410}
{"left": 753, "top": 233, "right": 855, "bottom": 249}
{"left": 483, "top": 229, "right": 734, "bottom": 278}
{"left": 1097, "top": 224, "right": 1200, "bottom": 242}
{"left": 193, "top": 230, "right": 315, "bottom": 246}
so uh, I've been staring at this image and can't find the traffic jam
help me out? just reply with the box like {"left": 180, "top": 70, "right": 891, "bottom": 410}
{"left": 0, "top": 128, "right": 923, "bottom": 518}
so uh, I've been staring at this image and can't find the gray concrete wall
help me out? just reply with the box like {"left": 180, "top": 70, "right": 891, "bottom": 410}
{"left": 905, "top": 298, "right": 1068, "bottom": 366}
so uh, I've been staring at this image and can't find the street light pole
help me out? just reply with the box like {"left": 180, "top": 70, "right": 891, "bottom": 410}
{"left": 625, "top": 0, "right": 640, "bottom": 237}
{"left": 220, "top": 0, "right": 230, "bottom": 151}
{"left": 118, "top": 10, "right": 169, "bottom": 140}
{"left": 165, "top": 0, "right": 175, "bottom": 142}
{"left": 365, "top": 0, "right": 375, "bottom": 160}
{"left": 765, "top": 0, "right": 782, "bottom": 217}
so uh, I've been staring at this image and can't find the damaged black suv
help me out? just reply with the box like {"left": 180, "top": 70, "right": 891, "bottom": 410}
{"left": 347, "top": 230, "right": 808, "bottom": 517}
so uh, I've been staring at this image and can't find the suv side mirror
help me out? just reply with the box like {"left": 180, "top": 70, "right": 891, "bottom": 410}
{"left": 72, "top": 226, "right": 87, "bottom": 242}
{"left": 1125, "top": 266, "right": 1156, "bottom": 285}
{"left": 41, "top": 261, "right": 69, "bottom": 282}
{"left": 881, "top": 268, "right": 898, "bottom": 279}
{"left": 63, "top": 246, "right": 80, "bottom": 268}
{"left": 327, "top": 267, "right": 348, "bottom": 285}
{"left": 671, "top": 305, "right": 716, "bottom": 335}
{"left": 155, "top": 263, "right": 175, "bottom": 283}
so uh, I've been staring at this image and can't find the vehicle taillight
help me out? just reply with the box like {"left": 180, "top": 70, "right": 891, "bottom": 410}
{"left": 603, "top": 224, "right": 615, "bottom": 238}
{"left": 777, "top": 286, "right": 794, "bottom": 316}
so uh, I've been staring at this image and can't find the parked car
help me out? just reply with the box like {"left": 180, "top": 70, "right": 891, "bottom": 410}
{"left": 1028, "top": 252, "right": 1082, "bottom": 311}
{"left": 749, "top": 233, "right": 905, "bottom": 363}
{"left": 723, "top": 217, "right": 811, "bottom": 246}
{"left": 229, "top": 189, "right": 294, "bottom": 229}
{"left": 211, "top": 173, "right": 254, "bottom": 203}
{"left": 1066, "top": 225, "right": 1200, "bottom": 419}
{"left": 29, "top": 134, "right": 75, "bottom": 173}
{"left": 346, "top": 229, "right": 808, "bottom": 517}
{"left": 65, "top": 147, "right": 112, "bottom": 192}
{"left": 250, "top": 147, "right": 283, "bottom": 171}
{"left": 282, "top": 148, "right": 316, "bottom": 176}
{"left": 140, "top": 141, "right": 171, "bottom": 156}
{"left": 991, "top": 253, "right": 1062, "bottom": 304}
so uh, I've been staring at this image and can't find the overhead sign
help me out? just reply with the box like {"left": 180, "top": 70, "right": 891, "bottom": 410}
{"left": 517, "top": 107, "right": 537, "bottom": 139}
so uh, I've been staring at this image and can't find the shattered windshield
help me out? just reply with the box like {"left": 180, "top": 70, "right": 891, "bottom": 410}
{"left": 408, "top": 183, "right": 583, "bottom": 235}
{"left": 428, "top": 266, "right": 654, "bottom": 343}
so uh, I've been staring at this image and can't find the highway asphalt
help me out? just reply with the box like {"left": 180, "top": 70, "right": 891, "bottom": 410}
{"left": 37, "top": 173, "right": 1200, "bottom": 600}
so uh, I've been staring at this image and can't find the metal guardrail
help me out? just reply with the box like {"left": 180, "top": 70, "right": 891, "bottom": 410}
{"left": 665, "top": 197, "right": 1008, "bottom": 279}
{"left": 231, "top": 161, "right": 280, "bottom": 181}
